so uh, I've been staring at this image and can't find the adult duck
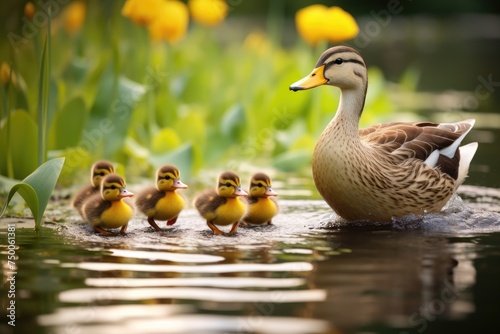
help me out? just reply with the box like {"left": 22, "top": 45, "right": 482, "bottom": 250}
{"left": 290, "top": 46, "right": 478, "bottom": 222}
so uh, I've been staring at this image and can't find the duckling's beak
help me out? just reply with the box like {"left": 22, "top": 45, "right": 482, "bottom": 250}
{"left": 172, "top": 179, "right": 188, "bottom": 189}
{"left": 120, "top": 188, "right": 134, "bottom": 198}
{"left": 233, "top": 186, "right": 248, "bottom": 197}
{"left": 265, "top": 186, "right": 278, "bottom": 197}
{"left": 289, "top": 65, "right": 328, "bottom": 91}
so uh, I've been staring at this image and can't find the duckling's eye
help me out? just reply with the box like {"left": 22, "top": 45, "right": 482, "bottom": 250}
{"left": 110, "top": 185, "right": 117, "bottom": 190}
{"left": 334, "top": 58, "right": 343, "bottom": 65}
{"left": 95, "top": 172, "right": 105, "bottom": 176}
{"left": 164, "top": 175, "right": 171, "bottom": 180}
{"left": 225, "top": 182, "right": 231, "bottom": 187}
{"left": 257, "top": 184, "right": 263, "bottom": 187}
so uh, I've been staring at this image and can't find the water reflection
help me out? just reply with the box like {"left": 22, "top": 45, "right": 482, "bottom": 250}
{"left": 1, "top": 186, "right": 500, "bottom": 334}
{"left": 310, "top": 230, "right": 474, "bottom": 332}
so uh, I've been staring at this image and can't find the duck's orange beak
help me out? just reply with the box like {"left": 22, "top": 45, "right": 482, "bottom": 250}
{"left": 233, "top": 186, "right": 247, "bottom": 197}
{"left": 265, "top": 187, "right": 278, "bottom": 197}
{"left": 289, "top": 65, "right": 327, "bottom": 91}
{"left": 120, "top": 188, "right": 134, "bottom": 198}
{"left": 172, "top": 179, "right": 188, "bottom": 189}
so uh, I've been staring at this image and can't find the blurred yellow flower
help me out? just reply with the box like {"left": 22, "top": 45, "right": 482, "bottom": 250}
{"left": 188, "top": 0, "right": 228, "bottom": 26}
{"left": 63, "top": 1, "right": 86, "bottom": 34}
{"left": 122, "top": 0, "right": 165, "bottom": 26}
{"left": 325, "top": 7, "right": 359, "bottom": 43}
{"left": 295, "top": 5, "right": 358, "bottom": 46}
{"left": 1, "top": 62, "right": 16, "bottom": 87}
{"left": 24, "top": 2, "right": 35, "bottom": 21}
{"left": 148, "top": 1, "right": 189, "bottom": 43}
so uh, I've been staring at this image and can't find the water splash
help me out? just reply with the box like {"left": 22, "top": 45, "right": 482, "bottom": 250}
{"left": 319, "top": 186, "right": 500, "bottom": 234}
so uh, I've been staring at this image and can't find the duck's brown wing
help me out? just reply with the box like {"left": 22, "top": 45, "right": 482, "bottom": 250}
{"left": 135, "top": 188, "right": 164, "bottom": 213}
{"left": 359, "top": 120, "right": 475, "bottom": 179}
{"left": 82, "top": 194, "right": 112, "bottom": 224}
{"left": 194, "top": 189, "right": 227, "bottom": 221}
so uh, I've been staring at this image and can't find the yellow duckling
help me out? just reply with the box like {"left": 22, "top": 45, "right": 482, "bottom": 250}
{"left": 135, "top": 164, "right": 188, "bottom": 231}
{"left": 72, "top": 161, "right": 115, "bottom": 217}
{"left": 194, "top": 171, "right": 248, "bottom": 235}
{"left": 290, "top": 46, "right": 478, "bottom": 222}
{"left": 242, "top": 173, "right": 278, "bottom": 226}
{"left": 82, "top": 173, "right": 134, "bottom": 235}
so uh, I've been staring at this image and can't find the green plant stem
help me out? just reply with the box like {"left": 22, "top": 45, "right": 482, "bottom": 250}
{"left": 37, "top": 38, "right": 47, "bottom": 166}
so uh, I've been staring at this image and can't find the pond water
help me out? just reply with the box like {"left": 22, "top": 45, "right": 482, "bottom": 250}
{"left": 1, "top": 186, "right": 500, "bottom": 334}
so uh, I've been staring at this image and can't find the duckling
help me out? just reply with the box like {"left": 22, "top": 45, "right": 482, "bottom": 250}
{"left": 194, "top": 171, "right": 248, "bottom": 235}
{"left": 242, "top": 173, "right": 278, "bottom": 226}
{"left": 135, "top": 164, "right": 188, "bottom": 231}
{"left": 82, "top": 173, "right": 134, "bottom": 235}
{"left": 72, "top": 161, "right": 115, "bottom": 217}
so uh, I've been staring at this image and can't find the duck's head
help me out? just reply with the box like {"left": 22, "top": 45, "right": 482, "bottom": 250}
{"left": 217, "top": 171, "right": 247, "bottom": 197}
{"left": 156, "top": 164, "right": 188, "bottom": 191}
{"left": 290, "top": 46, "right": 367, "bottom": 91}
{"left": 100, "top": 174, "right": 134, "bottom": 201}
{"left": 249, "top": 173, "right": 278, "bottom": 198}
{"left": 91, "top": 161, "right": 115, "bottom": 187}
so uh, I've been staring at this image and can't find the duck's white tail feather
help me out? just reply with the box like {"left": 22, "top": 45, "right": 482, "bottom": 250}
{"left": 456, "top": 142, "right": 479, "bottom": 187}
{"left": 440, "top": 119, "right": 476, "bottom": 159}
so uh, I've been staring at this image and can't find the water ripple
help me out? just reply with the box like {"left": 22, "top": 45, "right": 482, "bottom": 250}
{"left": 85, "top": 276, "right": 306, "bottom": 288}
{"left": 62, "top": 261, "right": 314, "bottom": 273}
{"left": 58, "top": 287, "right": 327, "bottom": 303}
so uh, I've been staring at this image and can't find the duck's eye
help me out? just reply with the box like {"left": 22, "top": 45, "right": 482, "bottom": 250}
{"left": 225, "top": 182, "right": 231, "bottom": 187}
{"left": 257, "top": 184, "right": 263, "bottom": 187}
{"left": 110, "top": 185, "right": 117, "bottom": 190}
{"left": 165, "top": 175, "right": 171, "bottom": 180}
{"left": 334, "top": 58, "right": 343, "bottom": 65}
{"left": 95, "top": 172, "right": 105, "bottom": 176}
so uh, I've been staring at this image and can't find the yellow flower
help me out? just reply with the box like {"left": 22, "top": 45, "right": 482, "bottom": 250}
{"left": 325, "top": 7, "right": 359, "bottom": 43}
{"left": 295, "top": 5, "right": 330, "bottom": 46}
{"left": 148, "top": 1, "right": 189, "bottom": 43}
{"left": 24, "top": 2, "right": 35, "bottom": 21}
{"left": 1, "top": 62, "right": 16, "bottom": 87}
{"left": 295, "top": 5, "right": 358, "bottom": 46}
{"left": 63, "top": 1, "right": 86, "bottom": 34}
{"left": 122, "top": 0, "right": 165, "bottom": 26}
{"left": 188, "top": 0, "right": 228, "bottom": 26}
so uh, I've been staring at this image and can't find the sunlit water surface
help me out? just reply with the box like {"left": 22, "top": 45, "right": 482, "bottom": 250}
{"left": 1, "top": 185, "right": 500, "bottom": 334}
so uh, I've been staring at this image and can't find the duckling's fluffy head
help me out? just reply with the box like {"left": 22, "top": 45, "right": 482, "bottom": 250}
{"left": 91, "top": 161, "right": 115, "bottom": 187}
{"left": 100, "top": 174, "right": 134, "bottom": 201}
{"left": 217, "top": 171, "right": 247, "bottom": 197}
{"left": 290, "top": 46, "right": 367, "bottom": 91}
{"left": 156, "top": 164, "right": 188, "bottom": 191}
{"left": 249, "top": 173, "right": 278, "bottom": 198}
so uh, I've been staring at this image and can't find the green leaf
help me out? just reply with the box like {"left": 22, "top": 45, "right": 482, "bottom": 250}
{"left": 273, "top": 150, "right": 311, "bottom": 172}
{"left": 0, "top": 157, "right": 65, "bottom": 229}
{"left": 151, "top": 128, "right": 181, "bottom": 154}
{"left": 49, "top": 97, "right": 87, "bottom": 149}
{"left": 104, "top": 76, "right": 146, "bottom": 157}
{"left": 0, "top": 110, "right": 38, "bottom": 180}
{"left": 86, "top": 66, "right": 146, "bottom": 158}
{"left": 149, "top": 144, "right": 193, "bottom": 178}
{"left": 220, "top": 103, "right": 245, "bottom": 137}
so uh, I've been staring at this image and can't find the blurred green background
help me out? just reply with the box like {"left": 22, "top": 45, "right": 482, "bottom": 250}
{"left": 1, "top": 0, "right": 499, "bottom": 193}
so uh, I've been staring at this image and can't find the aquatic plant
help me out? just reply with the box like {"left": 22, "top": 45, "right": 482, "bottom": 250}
{"left": 0, "top": 5, "right": 65, "bottom": 229}
{"left": 0, "top": 1, "right": 401, "bottom": 193}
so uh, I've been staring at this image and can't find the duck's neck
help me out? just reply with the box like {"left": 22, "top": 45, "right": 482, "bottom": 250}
{"left": 330, "top": 85, "right": 367, "bottom": 137}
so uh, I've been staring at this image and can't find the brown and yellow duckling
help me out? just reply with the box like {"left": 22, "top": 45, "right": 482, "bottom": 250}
{"left": 72, "top": 161, "right": 115, "bottom": 217}
{"left": 82, "top": 173, "right": 134, "bottom": 235}
{"left": 135, "top": 164, "right": 188, "bottom": 231}
{"left": 194, "top": 171, "right": 248, "bottom": 235}
{"left": 242, "top": 173, "right": 278, "bottom": 226}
